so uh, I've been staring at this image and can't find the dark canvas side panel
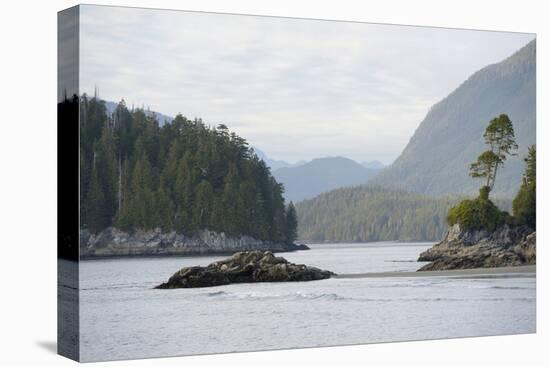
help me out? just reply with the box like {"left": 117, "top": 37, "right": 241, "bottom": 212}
{"left": 57, "top": 5, "right": 80, "bottom": 362}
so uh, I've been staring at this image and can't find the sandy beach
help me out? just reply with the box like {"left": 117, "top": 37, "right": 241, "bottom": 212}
{"left": 335, "top": 265, "right": 536, "bottom": 279}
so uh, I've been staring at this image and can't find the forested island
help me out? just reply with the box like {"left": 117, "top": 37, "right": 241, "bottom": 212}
{"left": 78, "top": 95, "right": 300, "bottom": 257}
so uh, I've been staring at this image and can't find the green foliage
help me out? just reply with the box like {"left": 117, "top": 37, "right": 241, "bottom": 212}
{"left": 284, "top": 202, "right": 298, "bottom": 244}
{"left": 470, "top": 151, "right": 501, "bottom": 185}
{"left": 470, "top": 114, "right": 518, "bottom": 193}
{"left": 513, "top": 184, "right": 535, "bottom": 229}
{"left": 447, "top": 189, "right": 510, "bottom": 231}
{"left": 513, "top": 145, "right": 536, "bottom": 229}
{"left": 449, "top": 117, "right": 535, "bottom": 233}
{"left": 79, "top": 95, "right": 295, "bottom": 244}
{"left": 523, "top": 145, "right": 536, "bottom": 184}
{"left": 484, "top": 114, "right": 518, "bottom": 158}
{"left": 86, "top": 165, "right": 108, "bottom": 232}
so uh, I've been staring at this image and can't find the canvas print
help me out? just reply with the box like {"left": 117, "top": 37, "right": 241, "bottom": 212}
{"left": 58, "top": 5, "right": 536, "bottom": 362}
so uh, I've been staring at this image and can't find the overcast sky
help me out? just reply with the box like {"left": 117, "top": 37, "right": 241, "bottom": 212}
{"left": 79, "top": 5, "right": 534, "bottom": 164}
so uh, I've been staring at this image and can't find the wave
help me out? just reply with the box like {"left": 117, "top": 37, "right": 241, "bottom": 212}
{"left": 200, "top": 290, "right": 350, "bottom": 301}
{"left": 197, "top": 290, "right": 535, "bottom": 303}
{"left": 466, "top": 284, "right": 533, "bottom": 290}
{"left": 383, "top": 260, "right": 416, "bottom": 263}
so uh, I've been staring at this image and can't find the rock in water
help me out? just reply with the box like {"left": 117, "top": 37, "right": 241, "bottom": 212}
{"left": 156, "top": 251, "right": 334, "bottom": 288}
{"left": 418, "top": 223, "right": 536, "bottom": 271}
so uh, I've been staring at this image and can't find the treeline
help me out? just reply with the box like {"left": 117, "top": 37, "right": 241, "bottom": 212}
{"left": 78, "top": 95, "right": 297, "bottom": 244}
{"left": 295, "top": 185, "right": 512, "bottom": 243}
{"left": 512, "top": 145, "right": 536, "bottom": 229}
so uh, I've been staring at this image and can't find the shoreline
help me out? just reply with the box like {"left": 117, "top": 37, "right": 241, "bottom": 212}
{"left": 302, "top": 240, "right": 437, "bottom": 246}
{"left": 79, "top": 247, "right": 307, "bottom": 261}
{"left": 335, "top": 265, "right": 536, "bottom": 279}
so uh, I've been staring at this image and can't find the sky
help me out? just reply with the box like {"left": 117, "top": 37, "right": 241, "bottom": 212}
{"left": 79, "top": 5, "right": 534, "bottom": 164}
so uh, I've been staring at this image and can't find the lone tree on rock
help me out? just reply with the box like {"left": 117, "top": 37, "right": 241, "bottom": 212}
{"left": 470, "top": 114, "right": 517, "bottom": 198}
{"left": 447, "top": 114, "right": 518, "bottom": 232}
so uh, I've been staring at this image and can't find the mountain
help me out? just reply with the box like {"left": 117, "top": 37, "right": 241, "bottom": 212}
{"left": 272, "top": 157, "right": 381, "bottom": 203}
{"left": 252, "top": 147, "right": 305, "bottom": 171}
{"left": 103, "top": 100, "right": 173, "bottom": 125}
{"left": 371, "top": 40, "right": 535, "bottom": 197}
{"left": 361, "top": 160, "right": 385, "bottom": 169}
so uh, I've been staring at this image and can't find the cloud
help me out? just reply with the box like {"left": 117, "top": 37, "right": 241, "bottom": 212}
{"left": 79, "top": 5, "right": 534, "bottom": 164}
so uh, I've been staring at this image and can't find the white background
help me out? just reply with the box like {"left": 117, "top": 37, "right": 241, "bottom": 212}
{"left": 0, "top": 0, "right": 547, "bottom": 366}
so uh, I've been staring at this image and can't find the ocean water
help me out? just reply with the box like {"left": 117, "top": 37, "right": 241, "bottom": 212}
{"left": 78, "top": 242, "right": 536, "bottom": 362}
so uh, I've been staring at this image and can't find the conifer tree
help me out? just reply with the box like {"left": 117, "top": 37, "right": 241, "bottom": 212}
{"left": 513, "top": 145, "right": 536, "bottom": 229}
{"left": 470, "top": 114, "right": 518, "bottom": 196}
{"left": 174, "top": 153, "right": 196, "bottom": 232}
{"left": 193, "top": 180, "right": 214, "bottom": 229}
{"left": 154, "top": 180, "right": 175, "bottom": 230}
{"left": 285, "top": 202, "right": 298, "bottom": 244}
{"left": 221, "top": 163, "right": 242, "bottom": 235}
{"left": 87, "top": 164, "right": 108, "bottom": 232}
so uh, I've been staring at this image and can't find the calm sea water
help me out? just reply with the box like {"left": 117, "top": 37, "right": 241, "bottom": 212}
{"left": 78, "top": 242, "right": 536, "bottom": 362}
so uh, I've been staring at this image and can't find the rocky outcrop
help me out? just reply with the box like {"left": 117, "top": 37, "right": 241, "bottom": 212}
{"left": 80, "top": 227, "right": 309, "bottom": 258}
{"left": 156, "top": 250, "right": 334, "bottom": 288}
{"left": 418, "top": 223, "right": 536, "bottom": 271}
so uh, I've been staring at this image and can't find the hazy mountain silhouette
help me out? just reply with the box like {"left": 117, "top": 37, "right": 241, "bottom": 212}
{"left": 252, "top": 147, "right": 306, "bottom": 171}
{"left": 361, "top": 160, "right": 385, "bottom": 169}
{"left": 273, "top": 157, "right": 381, "bottom": 202}
{"left": 371, "top": 40, "right": 535, "bottom": 198}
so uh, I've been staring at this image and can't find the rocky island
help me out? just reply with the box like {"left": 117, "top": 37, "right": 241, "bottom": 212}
{"left": 156, "top": 250, "right": 334, "bottom": 288}
{"left": 418, "top": 117, "right": 536, "bottom": 272}
{"left": 418, "top": 223, "right": 535, "bottom": 271}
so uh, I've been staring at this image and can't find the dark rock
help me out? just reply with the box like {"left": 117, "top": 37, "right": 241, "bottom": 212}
{"left": 288, "top": 243, "right": 310, "bottom": 251}
{"left": 158, "top": 266, "right": 231, "bottom": 288}
{"left": 513, "top": 231, "right": 536, "bottom": 264}
{"left": 418, "top": 223, "right": 536, "bottom": 271}
{"left": 156, "top": 250, "right": 334, "bottom": 288}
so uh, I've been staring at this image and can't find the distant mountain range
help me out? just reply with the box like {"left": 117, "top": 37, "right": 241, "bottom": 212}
{"left": 272, "top": 157, "right": 381, "bottom": 203}
{"left": 371, "top": 40, "right": 536, "bottom": 198}
{"left": 360, "top": 160, "right": 385, "bottom": 169}
{"left": 252, "top": 148, "right": 306, "bottom": 171}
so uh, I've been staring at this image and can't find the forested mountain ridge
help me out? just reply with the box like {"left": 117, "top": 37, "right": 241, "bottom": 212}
{"left": 273, "top": 157, "right": 381, "bottom": 203}
{"left": 371, "top": 40, "right": 535, "bottom": 197}
{"left": 78, "top": 95, "right": 297, "bottom": 244}
{"left": 296, "top": 185, "right": 512, "bottom": 243}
